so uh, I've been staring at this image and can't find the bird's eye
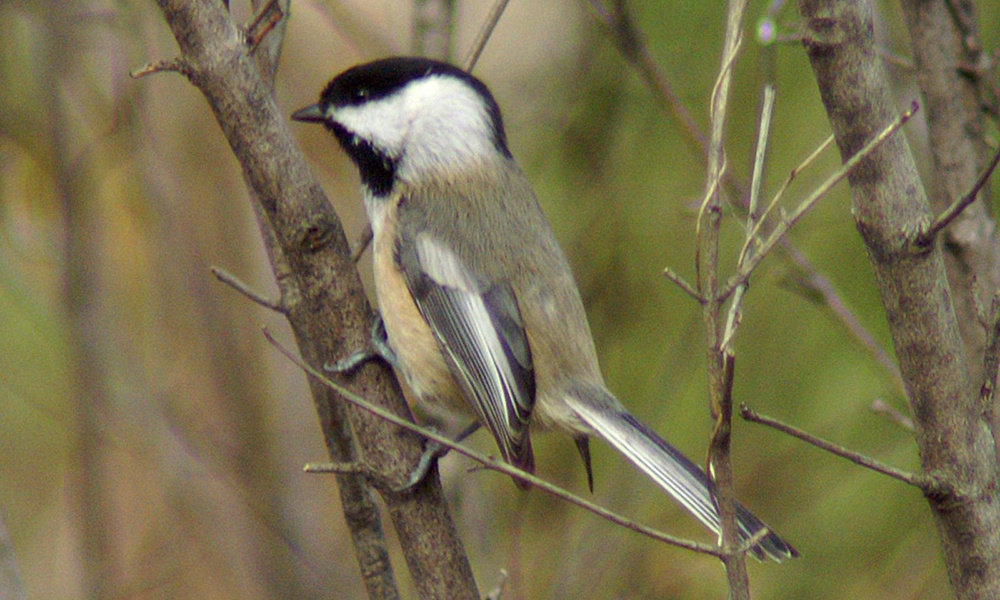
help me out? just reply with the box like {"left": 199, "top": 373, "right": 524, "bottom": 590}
{"left": 356, "top": 88, "right": 368, "bottom": 100}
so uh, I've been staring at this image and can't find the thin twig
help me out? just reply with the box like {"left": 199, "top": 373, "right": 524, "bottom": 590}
{"left": 586, "top": 0, "right": 709, "bottom": 153}
{"left": 740, "top": 404, "right": 929, "bottom": 488}
{"left": 263, "top": 328, "right": 721, "bottom": 557}
{"left": 212, "top": 266, "right": 285, "bottom": 313}
{"left": 722, "top": 84, "right": 776, "bottom": 351}
{"left": 870, "top": 399, "right": 915, "bottom": 432}
{"left": 748, "top": 85, "right": 776, "bottom": 221}
{"left": 463, "top": 0, "right": 511, "bottom": 71}
{"left": 915, "top": 145, "right": 1000, "bottom": 247}
{"left": 129, "top": 58, "right": 190, "bottom": 79}
{"left": 722, "top": 101, "right": 920, "bottom": 300}
{"left": 701, "top": 2, "right": 752, "bottom": 593}
{"left": 245, "top": 0, "right": 283, "bottom": 49}
{"left": 663, "top": 266, "right": 702, "bottom": 302}
{"left": 735, "top": 135, "right": 835, "bottom": 269}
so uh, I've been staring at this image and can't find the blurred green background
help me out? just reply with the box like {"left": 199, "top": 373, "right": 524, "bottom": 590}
{"left": 2, "top": 0, "right": 998, "bottom": 598}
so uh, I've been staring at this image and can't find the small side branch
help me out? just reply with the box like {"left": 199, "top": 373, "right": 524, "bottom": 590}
{"left": 722, "top": 101, "right": 919, "bottom": 300}
{"left": 663, "top": 266, "right": 702, "bottom": 302}
{"left": 245, "top": 0, "right": 283, "bottom": 49}
{"left": 740, "top": 404, "right": 930, "bottom": 489}
{"left": 212, "top": 266, "right": 286, "bottom": 313}
{"left": 914, "top": 146, "right": 1000, "bottom": 248}
{"left": 129, "top": 58, "right": 190, "bottom": 79}
{"left": 735, "top": 134, "right": 835, "bottom": 270}
{"left": 871, "top": 398, "right": 915, "bottom": 432}
{"left": 722, "top": 84, "right": 776, "bottom": 351}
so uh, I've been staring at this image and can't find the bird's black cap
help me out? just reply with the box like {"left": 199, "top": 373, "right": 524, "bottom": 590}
{"left": 299, "top": 57, "right": 510, "bottom": 156}
{"left": 293, "top": 58, "right": 512, "bottom": 196}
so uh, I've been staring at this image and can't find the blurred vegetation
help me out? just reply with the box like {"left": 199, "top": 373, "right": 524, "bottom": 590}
{"left": 1, "top": 0, "right": 997, "bottom": 598}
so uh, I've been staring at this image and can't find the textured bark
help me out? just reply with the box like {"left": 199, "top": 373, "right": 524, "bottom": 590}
{"left": 798, "top": 1, "right": 1000, "bottom": 598}
{"left": 900, "top": 0, "right": 1000, "bottom": 389}
{"left": 151, "top": 1, "right": 479, "bottom": 598}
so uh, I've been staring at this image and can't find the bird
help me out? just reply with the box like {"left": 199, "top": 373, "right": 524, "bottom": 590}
{"left": 292, "top": 56, "right": 797, "bottom": 562}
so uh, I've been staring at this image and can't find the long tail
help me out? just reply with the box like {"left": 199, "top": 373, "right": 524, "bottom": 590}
{"left": 570, "top": 390, "right": 798, "bottom": 562}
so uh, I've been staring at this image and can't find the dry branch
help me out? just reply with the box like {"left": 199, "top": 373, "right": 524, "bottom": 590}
{"left": 146, "top": 1, "right": 478, "bottom": 597}
{"left": 798, "top": 1, "right": 1000, "bottom": 597}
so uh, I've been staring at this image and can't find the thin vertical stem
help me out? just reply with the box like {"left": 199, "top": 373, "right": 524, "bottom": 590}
{"left": 698, "top": 0, "right": 752, "bottom": 596}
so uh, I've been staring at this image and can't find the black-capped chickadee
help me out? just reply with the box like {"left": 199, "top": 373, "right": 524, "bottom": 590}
{"left": 292, "top": 57, "right": 797, "bottom": 562}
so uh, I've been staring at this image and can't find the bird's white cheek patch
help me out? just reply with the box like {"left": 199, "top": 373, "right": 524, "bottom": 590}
{"left": 333, "top": 99, "right": 410, "bottom": 159}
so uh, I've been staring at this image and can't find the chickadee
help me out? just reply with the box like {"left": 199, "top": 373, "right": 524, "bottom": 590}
{"left": 293, "top": 57, "right": 797, "bottom": 562}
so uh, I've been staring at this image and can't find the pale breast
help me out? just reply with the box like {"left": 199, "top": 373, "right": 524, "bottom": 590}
{"left": 370, "top": 198, "right": 472, "bottom": 422}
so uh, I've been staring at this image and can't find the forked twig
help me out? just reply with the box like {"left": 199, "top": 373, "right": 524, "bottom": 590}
{"left": 722, "top": 101, "right": 920, "bottom": 300}
{"left": 735, "top": 135, "right": 835, "bottom": 269}
{"left": 663, "top": 266, "right": 702, "bottom": 302}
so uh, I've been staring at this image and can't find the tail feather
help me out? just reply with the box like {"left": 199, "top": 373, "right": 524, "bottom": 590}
{"left": 572, "top": 396, "right": 798, "bottom": 562}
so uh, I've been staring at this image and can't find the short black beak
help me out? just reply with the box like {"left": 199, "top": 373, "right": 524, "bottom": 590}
{"left": 291, "top": 104, "right": 326, "bottom": 123}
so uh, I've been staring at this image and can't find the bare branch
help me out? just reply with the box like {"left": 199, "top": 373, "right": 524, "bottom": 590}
{"left": 129, "top": 57, "right": 190, "bottom": 79}
{"left": 264, "top": 328, "right": 722, "bottom": 558}
{"left": 463, "top": 0, "right": 511, "bottom": 71}
{"left": 735, "top": 134, "right": 835, "bottom": 270}
{"left": 740, "top": 404, "right": 929, "bottom": 488}
{"left": 148, "top": 1, "right": 478, "bottom": 596}
{"left": 698, "top": 0, "right": 754, "bottom": 594}
{"left": 590, "top": 1, "right": 897, "bottom": 435}
{"left": 915, "top": 146, "right": 1000, "bottom": 247}
{"left": 723, "top": 101, "right": 918, "bottom": 301}
{"left": 722, "top": 84, "right": 776, "bottom": 352}
{"left": 662, "top": 266, "right": 702, "bottom": 302}
{"left": 211, "top": 266, "right": 285, "bottom": 313}
{"left": 245, "top": 0, "right": 283, "bottom": 49}
{"left": 870, "top": 398, "right": 915, "bottom": 432}
{"left": 799, "top": 1, "right": 1000, "bottom": 595}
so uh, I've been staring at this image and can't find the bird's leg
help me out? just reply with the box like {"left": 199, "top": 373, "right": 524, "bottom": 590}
{"left": 324, "top": 313, "right": 399, "bottom": 373}
{"left": 395, "top": 421, "right": 482, "bottom": 492}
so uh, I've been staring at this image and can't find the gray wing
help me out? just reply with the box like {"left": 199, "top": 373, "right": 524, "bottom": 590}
{"left": 397, "top": 230, "right": 536, "bottom": 478}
